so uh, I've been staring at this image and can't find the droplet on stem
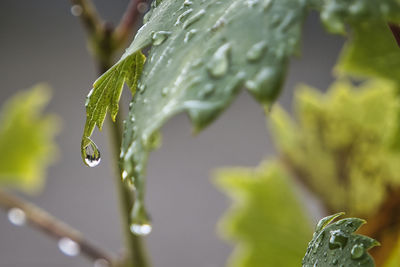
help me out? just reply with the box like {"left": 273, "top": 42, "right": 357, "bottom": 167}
{"left": 58, "top": 237, "right": 80, "bottom": 257}
{"left": 7, "top": 208, "right": 26, "bottom": 226}
{"left": 130, "top": 202, "right": 152, "bottom": 236}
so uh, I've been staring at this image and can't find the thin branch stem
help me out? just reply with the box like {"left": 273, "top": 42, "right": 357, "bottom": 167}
{"left": 70, "top": 0, "right": 102, "bottom": 35}
{"left": 114, "top": 0, "right": 149, "bottom": 48}
{"left": 389, "top": 23, "right": 400, "bottom": 47}
{"left": 0, "top": 188, "right": 114, "bottom": 264}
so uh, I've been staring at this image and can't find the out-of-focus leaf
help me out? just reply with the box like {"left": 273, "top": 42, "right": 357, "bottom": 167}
{"left": 269, "top": 79, "right": 400, "bottom": 217}
{"left": 336, "top": 20, "right": 400, "bottom": 84}
{"left": 303, "top": 213, "right": 379, "bottom": 267}
{"left": 215, "top": 161, "right": 313, "bottom": 267}
{"left": 0, "top": 84, "right": 59, "bottom": 193}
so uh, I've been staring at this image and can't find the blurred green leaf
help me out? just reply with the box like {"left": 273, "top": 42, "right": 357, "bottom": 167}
{"left": 0, "top": 84, "right": 59, "bottom": 193}
{"left": 269, "top": 79, "right": 400, "bottom": 217}
{"left": 215, "top": 161, "right": 313, "bottom": 267}
{"left": 303, "top": 213, "right": 379, "bottom": 267}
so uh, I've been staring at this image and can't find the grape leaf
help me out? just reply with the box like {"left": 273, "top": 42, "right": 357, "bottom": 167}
{"left": 120, "top": 0, "right": 308, "bottom": 222}
{"left": 0, "top": 84, "right": 59, "bottom": 193}
{"left": 269, "top": 79, "right": 400, "bottom": 217}
{"left": 81, "top": 51, "right": 145, "bottom": 165}
{"left": 215, "top": 161, "right": 313, "bottom": 267}
{"left": 303, "top": 213, "right": 379, "bottom": 267}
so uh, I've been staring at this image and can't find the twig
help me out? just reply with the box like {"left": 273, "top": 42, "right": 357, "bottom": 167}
{"left": 114, "top": 0, "right": 150, "bottom": 47}
{"left": 70, "top": 0, "right": 102, "bottom": 35}
{"left": 0, "top": 188, "right": 114, "bottom": 264}
{"left": 389, "top": 23, "right": 400, "bottom": 47}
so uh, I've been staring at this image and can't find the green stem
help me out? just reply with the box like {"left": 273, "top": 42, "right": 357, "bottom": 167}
{"left": 70, "top": 0, "right": 151, "bottom": 266}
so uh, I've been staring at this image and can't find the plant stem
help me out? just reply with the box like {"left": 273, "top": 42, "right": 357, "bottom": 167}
{"left": 0, "top": 188, "right": 114, "bottom": 264}
{"left": 71, "top": 0, "right": 151, "bottom": 266}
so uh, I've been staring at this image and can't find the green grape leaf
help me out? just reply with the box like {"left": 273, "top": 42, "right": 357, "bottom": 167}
{"left": 336, "top": 16, "right": 400, "bottom": 84}
{"left": 303, "top": 213, "right": 379, "bottom": 267}
{"left": 81, "top": 51, "right": 145, "bottom": 165}
{"left": 215, "top": 161, "right": 313, "bottom": 267}
{"left": 120, "top": 0, "right": 308, "bottom": 222}
{"left": 269, "top": 79, "right": 400, "bottom": 217}
{"left": 0, "top": 84, "right": 59, "bottom": 193}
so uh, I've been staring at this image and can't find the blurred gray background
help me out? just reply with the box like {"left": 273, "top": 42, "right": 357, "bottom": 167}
{"left": 0, "top": 1, "right": 343, "bottom": 266}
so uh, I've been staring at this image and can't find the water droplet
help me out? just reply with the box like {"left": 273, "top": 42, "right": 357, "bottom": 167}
{"left": 329, "top": 230, "right": 348, "bottom": 249}
{"left": 143, "top": 98, "right": 148, "bottom": 104}
{"left": 137, "top": 2, "right": 149, "bottom": 14}
{"left": 246, "top": 0, "right": 259, "bottom": 8}
{"left": 211, "top": 18, "right": 226, "bottom": 31}
{"left": 84, "top": 141, "right": 101, "bottom": 167}
{"left": 175, "top": 9, "right": 193, "bottom": 25}
{"left": 58, "top": 237, "right": 80, "bottom": 257}
{"left": 161, "top": 87, "right": 170, "bottom": 96}
{"left": 8, "top": 208, "right": 26, "bottom": 226}
{"left": 151, "top": 31, "right": 171, "bottom": 46}
{"left": 207, "top": 43, "right": 231, "bottom": 78}
{"left": 351, "top": 244, "right": 365, "bottom": 259}
{"left": 138, "top": 83, "right": 146, "bottom": 93}
{"left": 262, "top": 0, "right": 273, "bottom": 11}
{"left": 198, "top": 84, "right": 215, "bottom": 98}
{"left": 130, "top": 203, "right": 152, "bottom": 236}
{"left": 122, "top": 170, "right": 128, "bottom": 181}
{"left": 70, "top": 5, "right": 83, "bottom": 16}
{"left": 184, "top": 29, "right": 198, "bottom": 43}
{"left": 85, "top": 88, "right": 94, "bottom": 107}
{"left": 246, "top": 41, "right": 267, "bottom": 62}
{"left": 323, "top": 252, "right": 327, "bottom": 257}
{"left": 130, "top": 223, "right": 152, "bottom": 236}
{"left": 332, "top": 259, "right": 338, "bottom": 265}
{"left": 94, "top": 259, "right": 110, "bottom": 267}
{"left": 183, "top": 9, "right": 206, "bottom": 29}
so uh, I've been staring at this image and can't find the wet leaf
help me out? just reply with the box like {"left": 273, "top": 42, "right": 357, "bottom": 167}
{"left": 303, "top": 213, "right": 379, "bottom": 267}
{"left": 0, "top": 85, "right": 59, "bottom": 193}
{"left": 121, "top": 0, "right": 307, "bottom": 222}
{"left": 215, "top": 161, "right": 313, "bottom": 267}
{"left": 81, "top": 51, "right": 145, "bottom": 165}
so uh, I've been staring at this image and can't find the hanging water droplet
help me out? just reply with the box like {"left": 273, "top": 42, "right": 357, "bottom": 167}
{"left": 58, "top": 237, "right": 80, "bottom": 257}
{"left": 130, "top": 223, "right": 152, "bottom": 236}
{"left": 70, "top": 5, "right": 83, "bottom": 16}
{"left": 130, "top": 203, "right": 152, "bottom": 236}
{"left": 351, "top": 244, "right": 365, "bottom": 259}
{"left": 83, "top": 141, "right": 101, "bottom": 167}
{"left": 184, "top": 29, "right": 198, "bottom": 43}
{"left": 151, "top": 31, "right": 171, "bottom": 46}
{"left": 246, "top": 41, "right": 267, "bottom": 62}
{"left": 207, "top": 43, "right": 231, "bottom": 78}
{"left": 7, "top": 208, "right": 26, "bottom": 226}
{"left": 175, "top": 8, "right": 193, "bottom": 25}
{"left": 94, "top": 259, "right": 110, "bottom": 267}
{"left": 329, "top": 230, "right": 348, "bottom": 249}
{"left": 183, "top": 9, "right": 206, "bottom": 29}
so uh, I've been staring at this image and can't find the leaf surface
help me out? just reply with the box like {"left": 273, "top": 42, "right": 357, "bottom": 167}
{"left": 303, "top": 213, "right": 379, "bottom": 267}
